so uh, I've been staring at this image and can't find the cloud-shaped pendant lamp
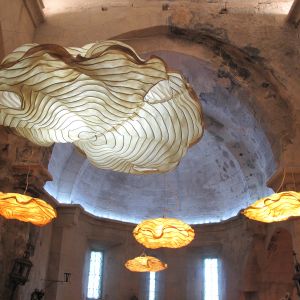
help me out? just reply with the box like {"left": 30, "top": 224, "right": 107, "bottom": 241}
{"left": 125, "top": 255, "right": 167, "bottom": 272}
{"left": 0, "top": 192, "right": 57, "bottom": 226}
{"left": 0, "top": 41, "right": 203, "bottom": 174}
{"left": 242, "top": 191, "right": 300, "bottom": 223}
{"left": 133, "top": 217, "right": 195, "bottom": 249}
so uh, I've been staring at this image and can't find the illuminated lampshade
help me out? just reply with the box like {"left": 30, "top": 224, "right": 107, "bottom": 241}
{"left": 241, "top": 191, "right": 300, "bottom": 223}
{"left": 0, "top": 192, "right": 57, "bottom": 226}
{"left": 133, "top": 218, "right": 195, "bottom": 249}
{"left": 125, "top": 255, "right": 167, "bottom": 272}
{"left": 0, "top": 41, "right": 203, "bottom": 175}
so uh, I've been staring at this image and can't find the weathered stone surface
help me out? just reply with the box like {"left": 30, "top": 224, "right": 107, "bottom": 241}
{"left": 1, "top": 1, "right": 300, "bottom": 299}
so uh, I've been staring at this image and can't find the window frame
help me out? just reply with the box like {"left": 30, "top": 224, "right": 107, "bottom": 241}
{"left": 86, "top": 250, "right": 104, "bottom": 300}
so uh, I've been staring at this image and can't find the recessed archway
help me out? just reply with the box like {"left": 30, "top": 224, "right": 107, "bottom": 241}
{"left": 44, "top": 33, "right": 292, "bottom": 223}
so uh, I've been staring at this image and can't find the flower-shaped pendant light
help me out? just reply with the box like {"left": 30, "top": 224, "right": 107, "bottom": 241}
{"left": 133, "top": 217, "right": 195, "bottom": 249}
{"left": 0, "top": 192, "right": 57, "bottom": 226}
{"left": 241, "top": 191, "right": 300, "bottom": 223}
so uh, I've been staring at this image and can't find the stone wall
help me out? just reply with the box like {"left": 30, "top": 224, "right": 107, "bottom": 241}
{"left": 34, "top": 0, "right": 300, "bottom": 166}
{"left": 0, "top": 127, "right": 56, "bottom": 299}
{"left": 0, "top": 205, "right": 297, "bottom": 300}
{"left": 0, "top": 0, "right": 35, "bottom": 54}
{"left": 0, "top": 1, "right": 300, "bottom": 300}
{"left": 39, "top": 205, "right": 298, "bottom": 300}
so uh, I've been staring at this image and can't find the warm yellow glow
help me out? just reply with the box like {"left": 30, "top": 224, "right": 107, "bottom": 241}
{"left": 0, "top": 192, "right": 57, "bottom": 226}
{"left": 242, "top": 191, "right": 300, "bottom": 223}
{"left": 133, "top": 218, "right": 195, "bottom": 249}
{"left": 125, "top": 255, "right": 167, "bottom": 272}
{"left": 0, "top": 41, "right": 203, "bottom": 175}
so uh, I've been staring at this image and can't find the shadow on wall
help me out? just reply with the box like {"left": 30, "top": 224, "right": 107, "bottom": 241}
{"left": 0, "top": 22, "right": 4, "bottom": 61}
{"left": 240, "top": 228, "right": 295, "bottom": 300}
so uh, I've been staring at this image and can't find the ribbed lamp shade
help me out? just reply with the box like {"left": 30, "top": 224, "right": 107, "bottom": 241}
{"left": 133, "top": 218, "right": 195, "bottom": 249}
{"left": 0, "top": 41, "right": 203, "bottom": 174}
{"left": 0, "top": 192, "right": 57, "bottom": 226}
{"left": 242, "top": 191, "right": 300, "bottom": 223}
{"left": 125, "top": 255, "right": 167, "bottom": 272}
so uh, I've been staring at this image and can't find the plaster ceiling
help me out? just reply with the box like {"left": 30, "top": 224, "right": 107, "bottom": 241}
{"left": 44, "top": 51, "right": 275, "bottom": 224}
{"left": 42, "top": 0, "right": 294, "bottom": 16}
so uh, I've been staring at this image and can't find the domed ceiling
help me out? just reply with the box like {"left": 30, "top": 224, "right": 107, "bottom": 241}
{"left": 45, "top": 51, "right": 275, "bottom": 224}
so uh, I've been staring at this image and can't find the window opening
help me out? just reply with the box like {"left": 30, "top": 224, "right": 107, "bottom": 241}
{"left": 204, "top": 258, "right": 219, "bottom": 300}
{"left": 87, "top": 251, "right": 103, "bottom": 299}
{"left": 149, "top": 272, "right": 156, "bottom": 300}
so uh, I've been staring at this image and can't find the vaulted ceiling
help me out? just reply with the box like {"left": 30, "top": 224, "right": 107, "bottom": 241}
{"left": 45, "top": 50, "right": 275, "bottom": 223}
{"left": 2, "top": 0, "right": 298, "bottom": 224}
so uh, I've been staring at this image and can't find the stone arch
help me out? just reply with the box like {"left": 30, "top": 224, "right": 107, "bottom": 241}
{"left": 1, "top": 25, "right": 294, "bottom": 223}
{"left": 114, "top": 26, "right": 295, "bottom": 164}
{"left": 240, "top": 228, "right": 294, "bottom": 300}
{"left": 43, "top": 27, "right": 296, "bottom": 223}
{"left": 260, "top": 227, "right": 294, "bottom": 299}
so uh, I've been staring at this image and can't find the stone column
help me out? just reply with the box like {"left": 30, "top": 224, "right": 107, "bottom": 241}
{"left": 267, "top": 134, "right": 300, "bottom": 300}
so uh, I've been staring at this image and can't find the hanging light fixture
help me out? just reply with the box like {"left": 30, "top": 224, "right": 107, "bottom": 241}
{"left": 0, "top": 41, "right": 203, "bottom": 175}
{"left": 0, "top": 192, "right": 57, "bottom": 226}
{"left": 8, "top": 243, "right": 33, "bottom": 300}
{"left": 133, "top": 217, "right": 195, "bottom": 249}
{"left": 125, "top": 254, "right": 167, "bottom": 272}
{"left": 241, "top": 191, "right": 300, "bottom": 223}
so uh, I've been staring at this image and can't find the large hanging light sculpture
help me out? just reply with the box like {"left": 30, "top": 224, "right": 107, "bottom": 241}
{"left": 0, "top": 41, "right": 203, "bottom": 174}
{"left": 125, "top": 254, "right": 167, "bottom": 272}
{"left": 133, "top": 218, "right": 195, "bottom": 249}
{"left": 241, "top": 191, "right": 300, "bottom": 223}
{"left": 0, "top": 192, "right": 57, "bottom": 226}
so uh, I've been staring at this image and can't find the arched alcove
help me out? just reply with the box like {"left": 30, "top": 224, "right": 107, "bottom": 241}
{"left": 260, "top": 228, "right": 295, "bottom": 299}
{"left": 44, "top": 32, "right": 294, "bottom": 224}
{"left": 241, "top": 228, "right": 295, "bottom": 300}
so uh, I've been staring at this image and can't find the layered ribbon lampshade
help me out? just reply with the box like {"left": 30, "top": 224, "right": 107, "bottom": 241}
{"left": 125, "top": 254, "right": 167, "bottom": 272}
{"left": 0, "top": 41, "right": 203, "bottom": 175}
{"left": 0, "top": 192, "right": 57, "bottom": 226}
{"left": 241, "top": 191, "right": 300, "bottom": 223}
{"left": 133, "top": 218, "right": 195, "bottom": 249}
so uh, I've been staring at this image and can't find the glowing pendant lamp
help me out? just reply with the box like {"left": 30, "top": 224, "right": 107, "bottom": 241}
{"left": 125, "top": 254, "right": 167, "bottom": 272}
{"left": 241, "top": 191, "right": 300, "bottom": 223}
{"left": 0, "top": 41, "right": 203, "bottom": 175}
{"left": 133, "top": 217, "right": 195, "bottom": 249}
{"left": 0, "top": 192, "right": 57, "bottom": 226}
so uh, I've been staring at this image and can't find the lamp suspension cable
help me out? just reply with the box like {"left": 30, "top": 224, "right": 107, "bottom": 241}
{"left": 24, "top": 167, "right": 30, "bottom": 196}
{"left": 276, "top": 167, "right": 286, "bottom": 193}
{"left": 24, "top": 148, "right": 34, "bottom": 195}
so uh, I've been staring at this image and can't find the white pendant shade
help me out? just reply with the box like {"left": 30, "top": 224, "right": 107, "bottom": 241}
{"left": 0, "top": 41, "right": 203, "bottom": 174}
